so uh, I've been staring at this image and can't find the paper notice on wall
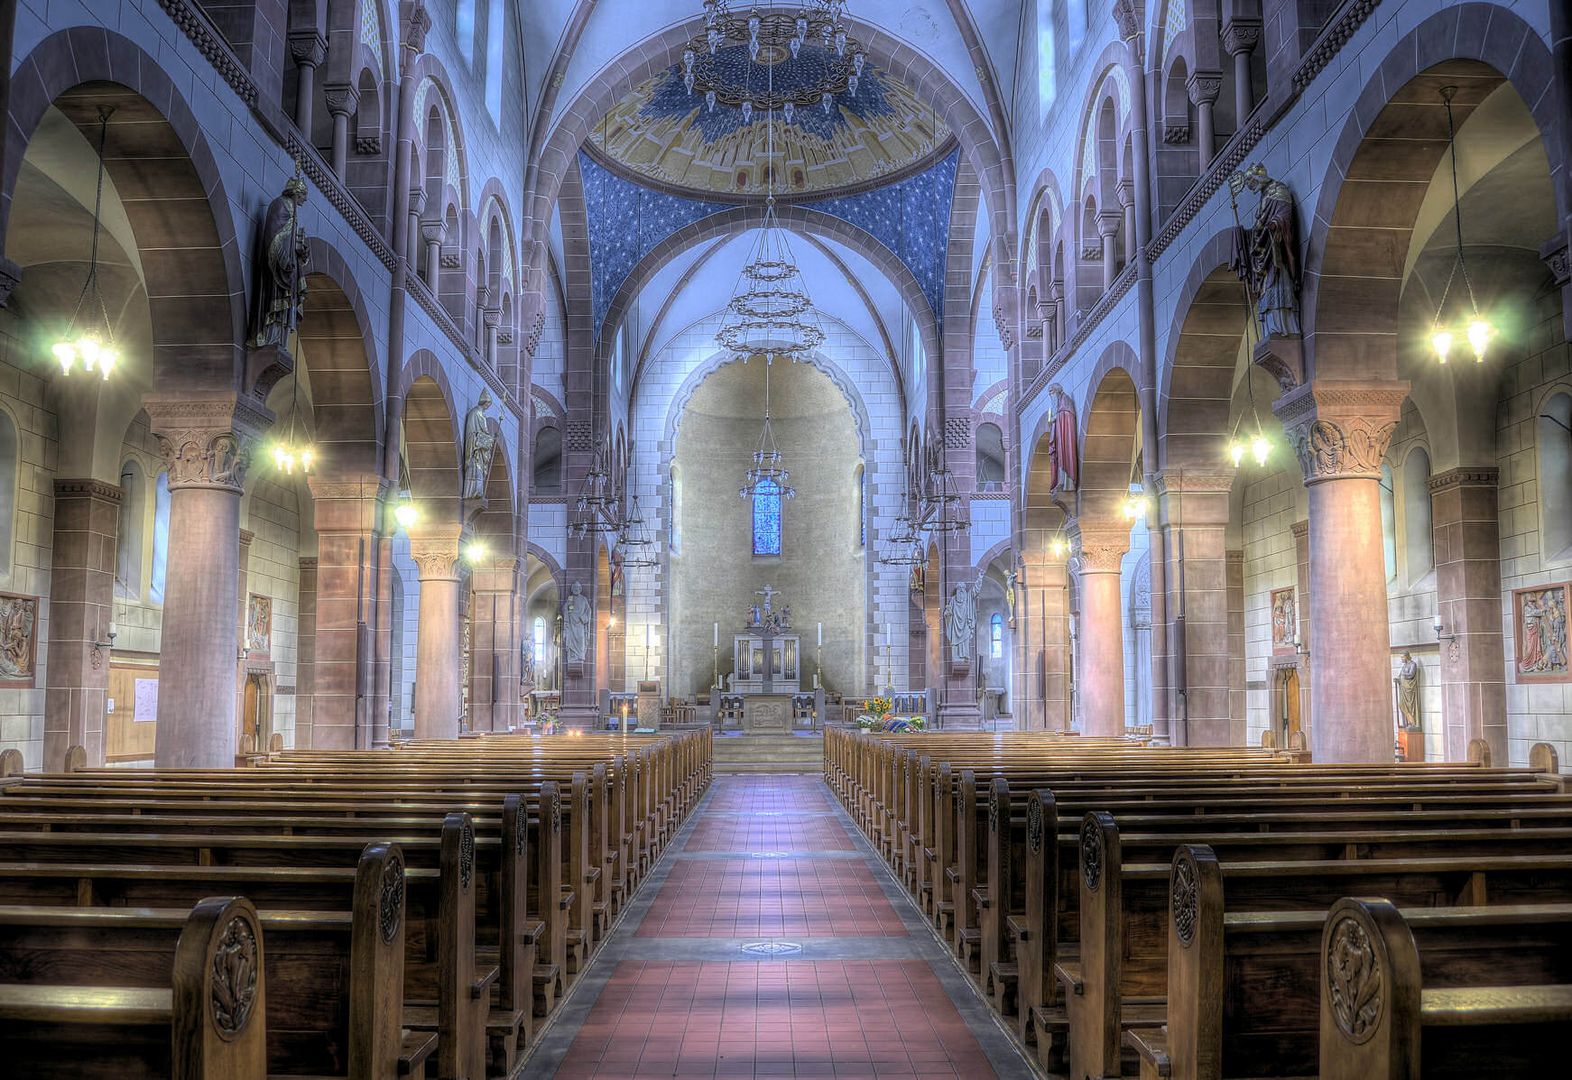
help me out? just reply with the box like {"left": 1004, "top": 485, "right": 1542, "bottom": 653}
{"left": 133, "top": 679, "right": 158, "bottom": 722}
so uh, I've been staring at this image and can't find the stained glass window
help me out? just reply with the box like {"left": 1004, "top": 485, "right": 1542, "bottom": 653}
{"left": 990, "top": 613, "right": 1004, "bottom": 659}
{"left": 752, "top": 478, "right": 782, "bottom": 557}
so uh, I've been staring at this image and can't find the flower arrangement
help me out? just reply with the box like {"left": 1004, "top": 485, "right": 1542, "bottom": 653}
{"left": 868, "top": 696, "right": 894, "bottom": 719}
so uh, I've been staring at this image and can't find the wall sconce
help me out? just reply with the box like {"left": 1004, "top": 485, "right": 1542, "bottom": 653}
{"left": 1292, "top": 634, "right": 1308, "bottom": 658}
{"left": 90, "top": 624, "right": 117, "bottom": 670}
{"left": 1433, "top": 617, "right": 1455, "bottom": 643}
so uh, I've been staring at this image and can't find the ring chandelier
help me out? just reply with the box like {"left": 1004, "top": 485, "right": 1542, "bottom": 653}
{"left": 683, "top": 1, "right": 865, "bottom": 117}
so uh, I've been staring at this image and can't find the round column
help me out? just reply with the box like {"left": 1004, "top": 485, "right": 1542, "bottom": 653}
{"left": 411, "top": 532, "right": 463, "bottom": 740}
{"left": 1075, "top": 529, "right": 1130, "bottom": 737}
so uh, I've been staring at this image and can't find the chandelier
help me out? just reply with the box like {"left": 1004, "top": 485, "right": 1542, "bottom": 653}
{"left": 1428, "top": 85, "right": 1493, "bottom": 364}
{"left": 684, "top": 1, "right": 865, "bottom": 117}
{"left": 269, "top": 369, "right": 317, "bottom": 475}
{"left": 569, "top": 439, "right": 625, "bottom": 538}
{"left": 877, "top": 507, "right": 926, "bottom": 567}
{"left": 50, "top": 105, "right": 120, "bottom": 380}
{"left": 617, "top": 492, "right": 658, "bottom": 568}
{"left": 740, "top": 359, "right": 797, "bottom": 501}
{"left": 917, "top": 449, "right": 969, "bottom": 535}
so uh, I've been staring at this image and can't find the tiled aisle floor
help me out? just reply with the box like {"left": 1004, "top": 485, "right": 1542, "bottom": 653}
{"left": 522, "top": 774, "right": 1034, "bottom": 1079}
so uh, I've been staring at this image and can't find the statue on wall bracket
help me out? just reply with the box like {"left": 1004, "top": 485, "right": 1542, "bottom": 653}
{"left": 462, "top": 390, "right": 497, "bottom": 506}
{"left": 1047, "top": 385, "right": 1079, "bottom": 493}
{"left": 1229, "top": 163, "right": 1302, "bottom": 340}
{"left": 246, "top": 172, "right": 311, "bottom": 398}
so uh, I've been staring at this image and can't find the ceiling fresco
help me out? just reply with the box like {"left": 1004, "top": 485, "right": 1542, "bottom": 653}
{"left": 586, "top": 44, "right": 953, "bottom": 200}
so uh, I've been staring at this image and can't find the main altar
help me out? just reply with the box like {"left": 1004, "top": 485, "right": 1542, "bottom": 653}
{"left": 724, "top": 585, "right": 803, "bottom": 734}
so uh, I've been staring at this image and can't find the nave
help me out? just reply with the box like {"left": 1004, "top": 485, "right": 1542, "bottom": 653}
{"left": 527, "top": 773, "right": 1031, "bottom": 1079}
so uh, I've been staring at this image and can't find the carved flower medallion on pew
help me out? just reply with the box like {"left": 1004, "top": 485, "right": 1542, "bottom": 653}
{"left": 460, "top": 819, "right": 476, "bottom": 890}
{"left": 1026, "top": 798, "right": 1043, "bottom": 855}
{"left": 211, "top": 915, "right": 260, "bottom": 1039}
{"left": 515, "top": 800, "right": 529, "bottom": 857}
{"left": 1171, "top": 852, "right": 1198, "bottom": 947}
{"left": 988, "top": 788, "right": 1000, "bottom": 836}
{"left": 1326, "top": 914, "right": 1383, "bottom": 1042}
{"left": 381, "top": 855, "right": 405, "bottom": 944}
{"left": 1080, "top": 817, "right": 1103, "bottom": 892}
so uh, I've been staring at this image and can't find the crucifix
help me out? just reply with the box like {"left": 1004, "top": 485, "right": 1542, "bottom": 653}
{"left": 756, "top": 584, "right": 780, "bottom": 615}
{"left": 756, "top": 584, "right": 780, "bottom": 692}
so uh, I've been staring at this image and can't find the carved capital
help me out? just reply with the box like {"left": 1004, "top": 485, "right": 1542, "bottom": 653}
{"left": 1115, "top": 179, "right": 1135, "bottom": 209}
{"left": 1074, "top": 528, "right": 1130, "bottom": 573}
{"left": 408, "top": 529, "right": 462, "bottom": 580}
{"left": 145, "top": 396, "right": 269, "bottom": 494}
{"left": 1541, "top": 232, "right": 1570, "bottom": 289}
{"left": 1272, "top": 380, "right": 1409, "bottom": 484}
{"left": 1427, "top": 467, "right": 1498, "bottom": 494}
{"left": 403, "top": 3, "right": 432, "bottom": 58}
{"left": 323, "top": 84, "right": 360, "bottom": 117}
{"left": 288, "top": 31, "right": 327, "bottom": 68}
{"left": 1095, "top": 210, "right": 1123, "bottom": 238}
{"left": 1222, "top": 19, "right": 1262, "bottom": 56}
{"left": 420, "top": 218, "right": 447, "bottom": 245}
{"left": 1110, "top": 0, "right": 1140, "bottom": 42}
{"left": 1187, "top": 70, "right": 1224, "bottom": 106}
{"left": 408, "top": 188, "right": 427, "bottom": 216}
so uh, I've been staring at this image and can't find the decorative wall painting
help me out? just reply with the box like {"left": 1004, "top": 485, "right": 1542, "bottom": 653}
{"left": 0, "top": 592, "right": 38, "bottom": 686}
{"left": 246, "top": 594, "right": 272, "bottom": 657}
{"left": 1270, "top": 587, "right": 1297, "bottom": 656}
{"left": 1513, "top": 583, "right": 1570, "bottom": 683}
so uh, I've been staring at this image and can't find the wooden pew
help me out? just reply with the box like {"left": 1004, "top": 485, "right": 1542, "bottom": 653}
{"left": 1318, "top": 897, "right": 1572, "bottom": 1080}
{"left": 0, "top": 895, "right": 267, "bottom": 1079}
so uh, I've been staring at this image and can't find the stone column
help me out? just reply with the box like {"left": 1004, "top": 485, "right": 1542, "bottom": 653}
{"left": 1274, "top": 380, "right": 1408, "bottom": 763}
{"left": 420, "top": 219, "right": 445, "bottom": 292}
{"left": 1074, "top": 527, "right": 1130, "bottom": 736}
{"left": 1429, "top": 468, "right": 1506, "bottom": 763}
{"left": 468, "top": 558, "right": 522, "bottom": 733}
{"left": 307, "top": 476, "right": 387, "bottom": 749}
{"left": 1096, "top": 211, "right": 1123, "bottom": 290}
{"left": 483, "top": 306, "right": 501, "bottom": 370}
{"left": 406, "top": 188, "right": 426, "bottom": 265}
{"left": 1226, "top": 548, "right": 1246, "bottom": 732}
{"left": 1222, "top": 18, "right": 1261, "bottom": 123}
{"left": 1116, "top": 180, "right": 1137, "bottom": 266}
{"left": 409, "top": 528, "right": 463, "bottom": 740}
{"left": 1015, "top": 555, "right": 1071, "bottom": 732}
{"left": 323, "top": 84, "right": 359, "bottom": 180}
{"left": 1156, "top": 471, "right": 1238, "bottom": 745}
{"left": 295, "top": 556, "right": 317, "bottom": 749}
{"left": 1291, "top": 518, "right": 1313, "bottom": 730}
{"left": 288, "top": 32, "right": 326, "bottom": 136}
{"left": 233, "top": 529, "right": 254, "bottom": 747}
{"left": 42, "top": 479, "right": 121, "bottom": 769}
{"left": 1050, "top": 281, "right": 1066, "bottom": 352}
{"left": 1188, "top": 70, "right": 1223, "bottom": 169}
{"left": 145, "top": 399, "right": 264, "bottom": 768}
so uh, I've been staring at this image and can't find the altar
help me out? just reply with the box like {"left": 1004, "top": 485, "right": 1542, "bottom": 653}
{"left": 719, "top": 585, "right": 804, "bottom": 733}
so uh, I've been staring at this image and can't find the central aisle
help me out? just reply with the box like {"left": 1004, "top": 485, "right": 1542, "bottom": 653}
{"left": 523, "top": 774, "right": 1034, "bottom": 1078}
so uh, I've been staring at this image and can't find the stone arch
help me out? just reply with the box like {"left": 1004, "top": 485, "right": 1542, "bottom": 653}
{"left": 396, "top": 357, "right": 463, "bottom": 526}
{"left": 1079, "top": 348, "right": 1143, "bottom": 521}
{"left": 2, "top": 29, "right": 248, "bottom": 393}
{"left": 471, "top": 436, "right": 516, "bottom": 555}
{"left": 1302, "top": 5, "right": 1568, "bottom": 382}
{"left": 300, "top": 236, "right": 385, "bottom": 478}
{"left": 520, "top": 19, "right": 1017, "bottom": 306}
{"left": 1157, "top": 228, "right": 1248, "bottom": 470}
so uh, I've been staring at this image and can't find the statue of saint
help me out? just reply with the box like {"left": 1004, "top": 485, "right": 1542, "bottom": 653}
{"left": 248, "top": 176, "right": 310, "bottom": 350}
{"left": 1004, "top": 568, "right": 1019, "bottom": 623}
{"left": 462, "top": 391, "right": 497, "bottom": 502}
{"left": 1229, "top": 164, "right": 1302, "bottom": 337}
{"left": 1048, "top": 385, "right": 1079, "bottom": 491}
{"left": 562, "top": 582, "right": 592, "bottom": 666}
{"left": 1396, "top": 651, "right": 1421, "bottom": 731}
{"left": 944, "top": 574, "right": 983, "bottom": 663}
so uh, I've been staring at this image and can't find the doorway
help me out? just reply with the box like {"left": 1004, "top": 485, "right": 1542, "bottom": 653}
{"left": 242, "top": 673, "right": 272, "bottom": 754}
{"left": 1275, "top": 665, "right": 1301, "bottom": 748}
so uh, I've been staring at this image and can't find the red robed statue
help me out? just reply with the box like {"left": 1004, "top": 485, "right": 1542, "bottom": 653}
{"left": 1047, "top": 384, "right": 1079, "bottom": 492}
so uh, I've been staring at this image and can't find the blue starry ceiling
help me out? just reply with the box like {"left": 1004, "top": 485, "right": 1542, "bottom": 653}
{"left": 581, "top": 147, "right": 960, "bottom": 341}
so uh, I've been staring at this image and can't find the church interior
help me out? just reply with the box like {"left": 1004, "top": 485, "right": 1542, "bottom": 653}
{"left": 0, "top": 0, "right": 1571, "bottom": 1076}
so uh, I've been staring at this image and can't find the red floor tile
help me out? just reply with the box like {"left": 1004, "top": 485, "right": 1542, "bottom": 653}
{"left": 684, "top": 815, "right": 854, "bottom": 852}
{"left": 639, "top": 859, "right": 906, "bottom": 937}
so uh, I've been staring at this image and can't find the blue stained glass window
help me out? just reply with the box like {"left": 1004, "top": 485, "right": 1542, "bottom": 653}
{"left": 752, "top": 479, "right": 782, "bottom": 556}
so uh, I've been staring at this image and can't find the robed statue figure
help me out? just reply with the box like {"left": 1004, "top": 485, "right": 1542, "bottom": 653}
{"left": 1396, "top": 651, "right": 1421, "bottom": 731}
{"left": 944, "top": 574, "right": 983, "bottom": 664}
{"left": 1229, "top": 163, "right": 1302, "bottom": 338}
{"left": 563, "top": 582, "right": 592, "bottom": 666}
{"left": 463, "top": 391, "right": 497, "bottom": 502}
{"left": 1047, "top": 385, "right": 1079, "bottom": 491}
{"left": 248, "top": 175, "right": 311, "bottom": 350}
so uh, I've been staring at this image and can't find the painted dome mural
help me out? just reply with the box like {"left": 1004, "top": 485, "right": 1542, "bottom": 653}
{"left": 587, "top": 45, "right": 952, "bottom": 199}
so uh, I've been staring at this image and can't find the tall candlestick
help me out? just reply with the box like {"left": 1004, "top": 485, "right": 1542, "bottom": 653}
{"left": 713, "top": 621, "right": 719, "bottom": 647}
{"left": 817, "top": 621, "right": 822, "bottom": 646}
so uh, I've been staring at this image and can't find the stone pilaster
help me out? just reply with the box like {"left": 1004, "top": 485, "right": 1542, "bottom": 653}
{"left": 295, "top": 556, "right": 317, "bottom": 749}
{"left": 469, "top": 558, "right": 522, "bottom": 733}
{"left": 1155, "top": 470, "right": 1239, "bottom": 746}
{"left": 1291, "top": 518, "right": 1313, "bottom": 734}
{"left": 42, "top": 479, "right": 121, "bottom": 770}
{"left": 145, "top": 396, "right": 267, "bottom": 768}
{"left": 1429, "top": 468, "right": 1506, "bottom": 764}
{"left": 1274, "top": 379, "right": 1408, "bottom": 763}
{"left": 307, "top": 475, "right": 389, "bottom": 749}
{"left": 1074, "top": 526, "right": 1131, "bottom": 737}
{"left": 409, "top": 527, "right": 464, "bottom": 740}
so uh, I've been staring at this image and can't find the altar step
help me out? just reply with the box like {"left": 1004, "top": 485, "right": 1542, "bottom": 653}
{"left": 711, "top": 733, "right": 825, "bottom": 773}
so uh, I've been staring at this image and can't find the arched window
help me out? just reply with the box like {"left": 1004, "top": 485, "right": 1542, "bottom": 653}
{"left": 1379, "top": 463, "right": 1397, "bottom": 585}
{"left": 532, "top": 426, "right": 562, "bottom": 494}
{"left": 1539, "top": 392, "right": 1572, "bottom": 564}
{"left": 990, "top": 612, "right": 1004, "bottom": 659}
{"left": 670, "top": 467, "right": 683, "bottom": 554}
{"left": 752, "top": 478, "right": 782, "bottom": 557}
{"left": 150, "top": 470, "right": 172, "bottom": 604}
{"left": 1402, "top": 448, "right": 1435, "bottom": 584}
{"left": 533, "top": 616, "right": 546, "bottom": 666}
{"left": 0, "top": 407, "right": 16, "bottom": 577}
{"left": 485, "top": 0, "right": 505, "bottom": 120}
{"left": 456, "top": 0, "right": 477, "bottom": 64}
{"left": 115, "top": 460, "right": 145, "bottom": 598}
{"left": 1036, "top": 3, "right": 1057, "bottom": 117}
{"left": 976, "top": 423, "right": 1006, "bottom": 489}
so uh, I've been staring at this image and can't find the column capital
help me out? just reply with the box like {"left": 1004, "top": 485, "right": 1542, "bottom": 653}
{"left": 1221, "top": 18, "right": 1262, "bottom": 56}
{"left": 0, "top": 257, "right": 21, "bottom": 308}
{"left": 1115, "top": 178, "right": 1135, "bottom": 209}
{"left": 1095, "top": 210, "right": 1123, "bottom": 238}
{"left": 1073, "top": 527, "right": 1130, "bottom": 573}
{"left": 1187, "top": 69, "right": 1223, "bottom": 106}
{"left": 52, "top": 478, "right": 123, "bottom": 503}
{"left": 408, "top": 187, "right": 427, "bottom": 216}
{"left": 1272, "top": 379, "right": 1409, "bottom": 484}
{"left": 145, "top": 395, "right": 270, "bottom": 494}
{"left": 420, "top": 218, "right": 447, "bottom": 244}
{"left": 1155, "top": 469, "right": 1237, "bottom": 527}
{"left": 408, "top": 527, "right": 463, "bottom": 581}
{"left": 1427, "top": 466, "right": 1499, "bottom": 493}
{"left": 323, "top": 84, "right": 360, "bottom": 117}
{"left": 1290, "top": 518, "right": 1309, "bottom": 540}
{"left": 288, "top": 30, "right": 328, "bottom": 68}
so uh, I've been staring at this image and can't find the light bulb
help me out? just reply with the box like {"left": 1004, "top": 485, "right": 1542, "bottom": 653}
{"left": 95, "top": 346, "right": 117, "bottom": 379}
{"left": 1251, "top": 434, "right": 1271, "bottom": 466}
{"left": 1121, "top": 495, "right": 1145, "bottom": 521}
{"left": 394, "top": 500, "right": 418, "bottom": 529}
{"left": 822, "top": 92, "right": 833, "bottom": 113}
{"left": 741, "top": 99, "right": 753, "bottom": 123}
{"left": 52, "top": 341, "right": 77, "bottom": 375}
{"left": 684, "top": 71, "right": 695, "bottom": 94}
{"left": 76, "top": 335, "right": 102, "bottom": 372}
{"left": 834, "top": 28, "right": 846, "bottom": 55}
{"left": 795, "top": 16, "right": 807, "bottom": 40}
{"left": 1431, "top": 328, "right": 1454, "bottom": 364}
{"left": 272, "top": 445, "right": 289, "bottom": 471}
{"left": 683, "top": 49, "right": 695, "bottom": 73}
{"left": 707, "top": 28, "right": 720, "bottom": 53}
{"left": 1049, "top": 537, "right": 1068, "bottom": 558}
{"left": 847, "top": 74, "right": 858, "bottom": 96}
{"left": 748, "top": 14, "right": 760, "bottom": 41}
{"left": 853, "top": 52, "right": 865, "bottom": 76}
{"left": 1467, "top": 317, "right": 1492, "bottom": 363}
{"left": 1228, "top": 440, "right": 1245, "bottom": 467}
{"left": 464, "top": 540, "right": 488, "bottom": 563}
{"left": 298, "top": 446, "right": 315, "bottom": 473}
{"left": 789, "top": 36, "right": 801, "bottom": 58}
{"left": 783, "top": 101, "right": 794, "bottom": 123}
{"left": 706, "top": 90, "right": 717, "bottom": 112}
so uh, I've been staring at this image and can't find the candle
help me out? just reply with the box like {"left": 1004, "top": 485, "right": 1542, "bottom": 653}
{"left": 886, "top": 622, "right": 893, "bottom": 645}
{"left": 713, "top": 622, "right": 719, "bottom": 647}
{"left": 817, "top": 622, "right": 823, "bottom": 646}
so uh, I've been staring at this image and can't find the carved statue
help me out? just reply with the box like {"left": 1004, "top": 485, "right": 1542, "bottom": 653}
{"left": 944, "top": 574, "right": 983, "bottom": 664}
{"left": 248, "top": 176, "right": 311, "bottom": 350}
{"left": 1004, "top": 568, "right": 1018, "bottom": 624}
{"left": 462, "top": 391, "right": 497, "bottom": 502}
{"left": 1518, "top": 588, "right": 1569, "bottom": 675}
{"left": 521, "top": 643, "right": 535, "bottom": 685}
{"left": 562, "top": 582, "right": 592, "bottom": 666}
{"left": 1048, "top": 385, "right": 1079, "bottom": 491}
{"left": 1395, "top": 652, "right": 1421, "bottom": 731}
{"left": 0, "top": 594, "right": 37, "bottom": 680}
{"left": 1229, "top": 164, "right": 1302, "bottom": 337}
